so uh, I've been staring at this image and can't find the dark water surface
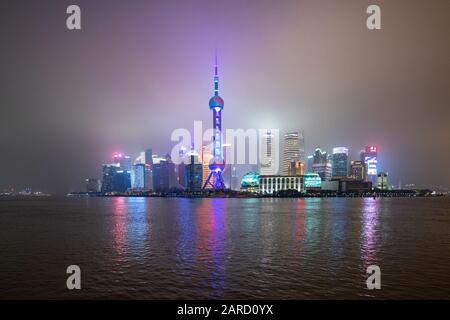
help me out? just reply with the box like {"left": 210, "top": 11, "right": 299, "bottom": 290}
{"left": 0, "top": 197, "right": 449, "bottom": 299}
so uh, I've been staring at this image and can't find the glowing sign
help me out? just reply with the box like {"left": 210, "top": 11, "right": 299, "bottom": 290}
{"left": 369, "top": 146, "right": 377, "bottom": 152}
{"left": 304, "top": 173, "right": 321, "bottom": 188}
{"left": 241, "top": 172, "right": 260, "bottom": 188}
{"left": 365, "top": 156, "right": 378, "bottom": 175}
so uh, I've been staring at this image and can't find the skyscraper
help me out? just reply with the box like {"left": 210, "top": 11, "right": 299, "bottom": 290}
{"left": 360, "top": 145, "right": 378, "bottom": 184}
{"left": 101, "top": 163, "right": 119, "bottom": 193}
{"left": 113, "top": 152, "right": 132, "bottom": 172}
{"left": 312, "top": 147, "right": 332, "bottom": 181}
{"left": 282, "top": 131, "right": 301, "bottom": 175}
{"left": 288, "top": 161, "right": 305, "bottom": 176}
{"left": 144, "top": 164, "right": 153, "bottom": 191}
{"left": 203, "top": 54, "right": 226, "bottom": 190}
{"left": 260, "top": 129, "right": 278, "bottom": 175}
{"left": 186, "top": 154, "right": 203, "bottom": 192}
{"left": 299, "top": 130, "right": 306, "bottom": 163}
{"left": 332, "top": 147, "right": 349, "bottom": 179}
{"left": 152, "top": 159, "right": 174, "bottom": 192}
{"left": 144, "top": 149, "right": 153, "bottom": 166}
{"left": 131, "top": 163, "right": 145, "bottom": 189}
{"left": 306, "top": 155, "right": 314, "bottom": 173}
{"left": 350, "top": 160, "right": 366, "bottom": 181}
{"left": 231, "top": 166, "right": 239, "bottom": 190}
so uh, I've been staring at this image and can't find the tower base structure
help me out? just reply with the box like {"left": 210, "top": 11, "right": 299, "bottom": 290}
{"left": 203, "top": 163, "right": 226, "bottom": 190}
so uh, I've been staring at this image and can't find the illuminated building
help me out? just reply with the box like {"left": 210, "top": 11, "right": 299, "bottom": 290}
{"left": 288, "top": 161, "right": 304, "bottom": 176}
{"left": 152, "top": 154, "right": 166, "bottom": 165}
{"left": 177, "top": 147, "right": 188, "bottom": 188}
{"left": 101, "top": 163, "right": 119, "bottom": 193}
{"left": 259, "top": 175, "right": 303, "bottom": 194}
{"left": 114, "top": 170, "right": 131, "bottom": 192}
{"left": 85, "top": 178, "right": 101, "bottom": 193}
{"left": 203, "top": 54, "right": 226, "bottom": 190}
{"left": 113, "top": 152, "right": 122, "bottom": 164}
{"left": 102, "top": 162, "right": 131, "bottom": 193}
{"left": 306, "top": 155, "right": 314, "bottom": 172}
{"left": 113, "top": 152, "right": 132, "bottom": 172}
{"left": 240, "top": 172, "right": 260, "bottom": 193}
{"left": 304, "top": 173, "right": 322, "bottom": 190}
{"left": 360, "top": 145, "right": 378, "bottom": 183}
{"left": 312, "top": 147, "right": 332, "bottom": 181}
{"left": 350, "top": 160, "right": 366, "bottom": 181}
{"left": 332, "top": 147, "right": 349, "bottom": 179}
{"left": 229, "top": 166, "right": 239, "bottom": 190}
{"left": 260, "top": 129, "right": 278, "bottom": 175}
{"left": 186, "top": 154, "right": 203, "bottom": 192}
{"left": 131, "top": 163, "right": 145, "bottom": 189}
{"left": 299, "top": 130, "right": 306, "bottom": 163}
{"left": 282, "top": 131, "right": 301, "bottom": 175}
{"left": 178, "top": 163, "right": 187, "bottom": 188}
{"left": 201, "top": 146, "right": 213, "bottom": 189}
{"left": 144, "top": 164, "right": 153, "bottom": 191}
{"left": 377, "top": 172, "right": 391, "bottom": 190}
{"left": 144, "top": 149, "right": 153, "bottom": 165}
{"left": 135, "top": 152, "right": 145, "bottom": 164}
{"left": 152, "top": 159, "right": 175, "bottom": 192}
{"left": 166, "top": 154, "right": 178, "bottom": 188}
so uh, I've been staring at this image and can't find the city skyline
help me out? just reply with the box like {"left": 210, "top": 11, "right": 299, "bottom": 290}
{"left": 1, "top": 0, "right": 449, "bottom": 194}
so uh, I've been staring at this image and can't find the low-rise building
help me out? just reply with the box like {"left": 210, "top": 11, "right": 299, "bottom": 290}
{"left": 259, "top": 175, "right": 303, "bottom": 194}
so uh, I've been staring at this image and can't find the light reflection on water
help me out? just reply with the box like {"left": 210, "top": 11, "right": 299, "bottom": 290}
{"left": 0, "top": 197, "right": 449, "bottom": 299}
{"left": 361, "top": 198, "right": 380, "bottom": 269}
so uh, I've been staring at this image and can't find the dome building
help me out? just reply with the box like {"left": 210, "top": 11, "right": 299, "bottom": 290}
{"left": 240, "top": 172, "right": 260, "bottom": 193}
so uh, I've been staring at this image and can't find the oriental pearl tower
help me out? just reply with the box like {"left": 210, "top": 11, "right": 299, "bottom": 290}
{"left": 203, "top": 54, "right": 226, "bottom": 190}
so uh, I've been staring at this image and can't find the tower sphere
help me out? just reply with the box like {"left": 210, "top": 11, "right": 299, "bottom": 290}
{"left": 209, "top": 95, "right": 224, "bottom": 110}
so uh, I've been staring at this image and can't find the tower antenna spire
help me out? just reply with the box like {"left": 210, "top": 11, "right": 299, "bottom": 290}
{"left": 214, "top": 49, "right": 219, "bottom": 96}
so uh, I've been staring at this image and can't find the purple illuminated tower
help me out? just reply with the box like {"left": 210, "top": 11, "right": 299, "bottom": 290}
{"left": 203, "top": 54, "right": 226, "bottom": 190}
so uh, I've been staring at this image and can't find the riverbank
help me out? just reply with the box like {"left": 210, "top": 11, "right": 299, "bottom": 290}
{"left": 65, "top": 189, "right": 445, "bottom": 198}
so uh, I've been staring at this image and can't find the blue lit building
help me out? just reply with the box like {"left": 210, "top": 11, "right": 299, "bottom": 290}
{"left": 152, "top": 159, "right": 175, "bottom": 192}
{"left": 240, "top": 172, "right": 260, "bottom": 193}
{"left": 186, "top": 155, "right": 203, "bottom": 192}
{"left": 131, "top": 163, "right": 145, "bottom": 189}
{"left": 101, "top": 163, "right": 131, "bottom": 193}
{"left": 304, "top": 173, "right": 322, "bottom": 190}
{"left": 312, "top": 147, "right": 332, "bottom": 181}
{"left": 203, "top": 54, "right": 226, "bottom": 190}
{"left": 360, "top": 145, "right": 378, "bottom": 185}
{"left": 101, "top": 164, "right": 119, "bottom": 193}
{"left": 332, "top": 147, "right": 349, "bottom": 179}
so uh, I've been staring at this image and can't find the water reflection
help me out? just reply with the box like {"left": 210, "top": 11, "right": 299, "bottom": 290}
{"left": 328, "top": 199, "right": 348, "bottom": 276}
{"left": 125, "top": 197, "right": 148, "bottom": 254}
{"left": 175, "top": 199, "right": 196, "bottom": 272}
{"left": 303, "top": 198, "right": 322, "bottom": 251}
{"left": 293, "top": 200, "right": 305, "bottom": 244}
{"left": 360, "top": 198, "right": 380, "bottom": 268}
{"left": 111, "top": 197, "right": 149, "bottom": 260}
{"left": 195, "top": 198, "right": 226, "bottom": 297}
{"left": 112, "top": 197, "right": 126, "bottom": 258}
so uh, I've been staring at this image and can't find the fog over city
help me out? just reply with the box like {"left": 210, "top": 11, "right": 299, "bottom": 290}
{"left": 1, "top": 0, "right": 449, "bottom": 194}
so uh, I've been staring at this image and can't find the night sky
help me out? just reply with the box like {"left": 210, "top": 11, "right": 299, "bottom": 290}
{"left": 1, "top": 0, "right": 449, "bottom": 194}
